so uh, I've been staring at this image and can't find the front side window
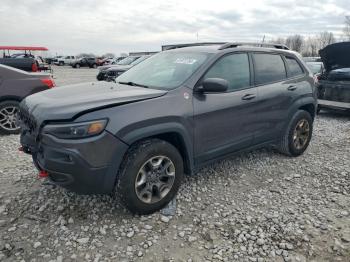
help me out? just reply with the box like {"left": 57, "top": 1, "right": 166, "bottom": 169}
{"left": 253, "top": 54, "right": 286, "bottom": 85}
{"left": 286, "top": 57, "right": 304, "bottom": 77}
{"left": 203, "top": 53, "right": 250, "bottom": 91}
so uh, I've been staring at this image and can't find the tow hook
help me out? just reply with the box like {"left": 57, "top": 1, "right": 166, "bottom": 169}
{"left": 38, "top": 171, "right": 48, "bottom": 178}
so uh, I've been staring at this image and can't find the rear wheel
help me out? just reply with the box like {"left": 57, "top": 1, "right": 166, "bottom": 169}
{"left": 75, "top": 64, "right": 80, "bottom": 68}
{"left": 116, "top": 139, "right": 183, "bottom": 214}
{"left": 278, "top": 110, "right": 313, "bottom": 156}
{"left": 92, "top": 64, "right": 97, "bottom": 68}
{"left": 0, "top": 101, "right": 21, "bottom": 135}
{"left": 59, "top": 61, "right": 64, "bottom": 66}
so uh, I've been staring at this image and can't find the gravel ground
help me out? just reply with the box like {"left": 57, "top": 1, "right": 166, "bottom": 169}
{"left": 0, "top": 66, "right": 349, "bottom": 262}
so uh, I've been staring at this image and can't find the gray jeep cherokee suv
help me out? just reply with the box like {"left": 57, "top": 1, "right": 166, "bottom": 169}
{"left": 19, "top": 42, "right": 317, "bottom": 214}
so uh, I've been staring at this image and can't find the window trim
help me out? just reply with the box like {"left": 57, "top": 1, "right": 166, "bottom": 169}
{"left": 195, "top": 52, "right": 254, "bottom": 93}
{"left": 283, "top": 55, "right": 306, "bottom": 79}
{"left": 251, "top": 52, "right": 288, "bottom": 87}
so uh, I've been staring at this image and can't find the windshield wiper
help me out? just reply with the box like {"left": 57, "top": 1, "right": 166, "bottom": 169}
{"left": 118, "top": 81, "right": 149, "bottom": 88}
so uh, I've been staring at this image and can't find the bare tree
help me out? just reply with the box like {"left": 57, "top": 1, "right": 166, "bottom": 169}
{"left": 302, "top": 37, "right": 319, "bottom": 57}
{"left": 285, "top": 35, "right": 304, "bottom": 52}
{"left": 77, "top": 53, "right": 96, "bottom": 58}
{"left": 318, "top": 31, "right": 335, "bottom": 49}
{"left": 344, "top": 16, "right": 350, "bottom": 40}
{"left": 102, "top": 53, "right": 115, "bottom": 58}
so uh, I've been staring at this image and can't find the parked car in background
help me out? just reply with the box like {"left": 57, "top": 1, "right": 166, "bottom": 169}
{"left": 306, "top": 61, "right": 324, "bottom": 75}
{"left": 316, "top": 42, "right": 350, "bottom": 113}
{"left": 70, "top": 57, "right": 97, "bottom": 68}
{"left": 19, "top": 42, "right": 316, "bottom": 214}
{"left": 96, "top": 55, "right": 141, "bottom": 80}
{"left": 0, "top": 57, "right": 38, "bottom": 72}
{"left": 0, "top": 64, "right": 55, "bottom": 134}
{"left": 54, "top": 56, "right": 76, "bottom": 66}
{"left": 0, "top": 46, "right": 51, "bottom": 72}
{"left": 102, "top": 55, "right": 151, "bottom": 81}
{"left": 303, "top": 57, "right": 322, "bottom": 62}
{"left": 51, "top": 56, "right": 63, "bottom": 65}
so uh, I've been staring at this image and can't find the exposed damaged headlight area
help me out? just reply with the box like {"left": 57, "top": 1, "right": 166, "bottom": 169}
{"left": 42, "top": 119, "right": 108, "bottom": 139}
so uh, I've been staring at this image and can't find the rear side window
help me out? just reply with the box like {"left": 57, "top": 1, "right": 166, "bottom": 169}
{"left": 253, "top": 54, "right": 286, "bottom": 85}
{"left": 285, "top": 57, "right": 304, "bottom": 77}
{"left": 204, "top": 53, "right": 250, "bottom": 91}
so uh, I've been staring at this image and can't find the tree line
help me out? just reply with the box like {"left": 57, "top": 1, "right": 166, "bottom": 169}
{"left": 269, "top": 16, "right": 350, "bottom": 57}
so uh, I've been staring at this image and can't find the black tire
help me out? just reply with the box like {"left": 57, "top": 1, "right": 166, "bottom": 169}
{"left": 75, "top": 64, "right": 80, "bottom": 68}
{"left": 278, "top": 110, "right": 313, "bottom": 156}
{"left": 59, "top": 61, "right": 64, "bottom": 66}
{"left": 316, "top": 107, "right": 321, "bottom": 114}
{"left": 0, "top": 100, "right": 21, "bottom": 135}
{"left": 92, "top": 64, "right": 97, "bottom": 68}
{"left": 116, "top": 139, "right": 184, "bottom": 214}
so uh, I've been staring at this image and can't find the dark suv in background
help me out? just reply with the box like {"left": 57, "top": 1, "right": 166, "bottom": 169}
{"left": 71, "top": 57, "right": 97, "bottom": 68}
{"left": 316, "top": 42, "right": 350, "bottom": 112}
{"left": 19, "top": 42, "right": 316, "bottom": 214}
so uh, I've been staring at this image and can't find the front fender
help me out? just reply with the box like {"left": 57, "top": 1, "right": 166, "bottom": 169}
{"left": 118, "top": 121, "right": 194, "bottom": 174}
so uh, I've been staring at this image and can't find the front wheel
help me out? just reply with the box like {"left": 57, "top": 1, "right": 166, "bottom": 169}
{"left": 0, "top": 101, "right": 21, "bottom": 135}
{"left": 116, "top": 139, "right": 184, "bottom": 214}
{"left": 278, "top": 110, "right": 313, "bottom": 156}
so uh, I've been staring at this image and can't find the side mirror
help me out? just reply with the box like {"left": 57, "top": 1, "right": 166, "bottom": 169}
{"left": 196, "top": 78, "right": 229, "bottom": 93}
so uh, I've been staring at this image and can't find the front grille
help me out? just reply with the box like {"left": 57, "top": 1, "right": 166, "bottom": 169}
{"left": 18, "top": 108, "right": 37, "bottom": 132}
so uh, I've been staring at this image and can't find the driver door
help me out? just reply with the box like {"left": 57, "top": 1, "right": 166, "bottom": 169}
{"left": 193, "top": 53, "right": 259, "bottom": 164}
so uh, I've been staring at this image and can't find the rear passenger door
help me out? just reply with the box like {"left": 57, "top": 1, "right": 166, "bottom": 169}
{"left": 193, "top": 53, "right": 259, "bottom": 164}
{"left": 251, "top": 53, "right": 302, "bottom": 144}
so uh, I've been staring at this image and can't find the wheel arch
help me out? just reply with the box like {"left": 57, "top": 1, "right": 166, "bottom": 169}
{"left": 298, "top": 103, "right": 316, "bottom": 120}
{"left": 0, "top": 96, "right": 22, "bottom": 104}
{"left": 120, "top": 123, "right": 194, "bottom": 175}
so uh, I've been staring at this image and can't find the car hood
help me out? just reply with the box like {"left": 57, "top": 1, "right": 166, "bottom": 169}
{"left": 20, "top": 81, "right": 167, "bottom": 126}
{"left": 319, "top": 42, "right": 350, "bottom": 71}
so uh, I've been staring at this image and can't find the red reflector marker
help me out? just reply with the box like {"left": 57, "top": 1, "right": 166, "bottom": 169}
{"left": 41, "top": 78, "right": 56, "bottom": 88}
{"left": 38, "top": 171, "right": 48, "bottom": 178}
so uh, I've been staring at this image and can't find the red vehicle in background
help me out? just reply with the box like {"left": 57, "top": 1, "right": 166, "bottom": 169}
{"left": 0, "top": 46, "right": 52, "bottom": 73}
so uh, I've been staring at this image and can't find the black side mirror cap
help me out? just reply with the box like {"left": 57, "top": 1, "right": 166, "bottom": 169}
{"left": 196, "top": 78, "right": 229, "bottom": 93}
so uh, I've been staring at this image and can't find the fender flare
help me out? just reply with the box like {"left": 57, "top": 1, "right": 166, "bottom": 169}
{"left": 285, "top": 96, "right": 317, "bottom": 129}
{"left": 119, "top": 122, "right": 194, "bottom": 174}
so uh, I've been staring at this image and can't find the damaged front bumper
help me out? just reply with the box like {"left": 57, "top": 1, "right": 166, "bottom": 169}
{"left": 20, "top": 130, "right": 128, "bottom": 194}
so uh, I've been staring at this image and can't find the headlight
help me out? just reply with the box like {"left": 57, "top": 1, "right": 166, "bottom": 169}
{"left": 43, "top": 119, "right": 108, "bottom": 139}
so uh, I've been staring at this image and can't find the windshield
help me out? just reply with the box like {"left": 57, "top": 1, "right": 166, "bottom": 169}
{"left": 117, "top": 56, "right": 140, "bottom": 65}
{"left": 117, "top": 52, "right": 211, "bottom": 90}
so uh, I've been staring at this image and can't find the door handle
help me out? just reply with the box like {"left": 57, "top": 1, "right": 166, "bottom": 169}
{"left": 287, "top": 85, "right": 297, "bottom": 91}
{"left": 241, "top": 94, "right": 256, "bottom": 100}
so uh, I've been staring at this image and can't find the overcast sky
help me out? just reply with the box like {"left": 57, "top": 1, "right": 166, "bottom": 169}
{"left": 0, "top": 0, "right": 348, "bottom": 56}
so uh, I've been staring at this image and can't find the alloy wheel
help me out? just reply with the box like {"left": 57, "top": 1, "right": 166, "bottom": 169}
{"left": 293, "top": 119, "right": 310, "bottom": 150}
{"left": 135, "top": 156, "right": 176, "bottom": 204}
{"left": 0, "top": 106, "right": 20, "bottom": 131}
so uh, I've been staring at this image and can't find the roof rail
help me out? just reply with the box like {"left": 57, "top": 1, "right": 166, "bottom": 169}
{"left": 218, "top": 42, "right": 290, "bottom": 50}
{"left": 162, "top": 42, "right": 226, "bottom": 51}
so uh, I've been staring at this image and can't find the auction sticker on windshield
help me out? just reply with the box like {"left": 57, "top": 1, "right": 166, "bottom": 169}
{"left": 174, "top": 58, "right": 197, "bottom": 64}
